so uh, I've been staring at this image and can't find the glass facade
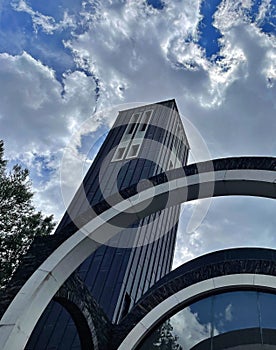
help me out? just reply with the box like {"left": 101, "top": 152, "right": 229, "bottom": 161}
{"left": 138, "top": 290, "right": 276, "bottom": 350}
{"left": 26, "top": 301, "right": 82, "bottom": 350}
{"left": 27, "top": 100, "right": 189, "bottom": 349}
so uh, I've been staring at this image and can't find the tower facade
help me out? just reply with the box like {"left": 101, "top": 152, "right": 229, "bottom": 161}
{"left": 26, "top": 100, "right": 189, "bottom": 349}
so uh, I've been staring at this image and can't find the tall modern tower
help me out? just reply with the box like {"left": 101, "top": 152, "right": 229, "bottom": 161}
{"left": 26, "top": 99, "right": 189, "bottom": 349}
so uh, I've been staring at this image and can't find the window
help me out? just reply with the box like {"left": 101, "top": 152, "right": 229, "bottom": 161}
{"left": 137, "top": 110, "right": 153, "bottom": 133}
{"left": 173, "top": 137, "right": 178, "bottom": 150}
{"left": 112, "top": 109, "right": 153, "bottom": 162}
{"left": 126, "top": 123, "right": 136, "bottom": 135}
{"left": 113, "top": 146, "right": 126, "bottom": 161}
{"left": 121, "top": 292, "right": 131, "bottom": 320}
{"left": 143, "top": 110, "right": 152, "bottom": 124}
{"left": 132, "top": 113, "right": 140, "bottom": 123}
{"left": 127, "top": 144, "right": 140, "bottom": 158}
{"left": 122, "top": 112, "right": 141, "bottom": 141}
{"left": 139, "top": 123, "right": 147, "bottom": 132}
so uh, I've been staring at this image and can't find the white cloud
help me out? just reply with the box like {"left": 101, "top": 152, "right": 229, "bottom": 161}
{"left": 63, "top": 0, "right": 208, "bottom": 107}
{"left": 1, "top": 0, "right": 275, "bottom": 266}
{"left": 0, "top": 52, "right": 98, "bottom": 154}
{"left": 173, "top": 196, "right": 276, "bottom": 269}
{"left": 11, "top": 0, "right": 77, "bottom": 34}
{"left": 12, "top": 0, "right": 58, "bottom": 34}
{"left": 256, "top": 0, "right": 272, "bottom": 24}
{"left": 59, "top": 0, "right": 275, "bottom": 119}
{"left": 214, "top": 0, "right": 252, "bottom": 30}
{"left": 0, "top": 51, "right": 99, "bottom": 219}
{"left": 225, "top": 303, "right": 233, "bottom": 321}
{"left": 170, "top": 307, "right": 212, "bottom": 348}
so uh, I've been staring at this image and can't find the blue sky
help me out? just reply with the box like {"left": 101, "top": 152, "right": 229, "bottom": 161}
{"left": 1, "top": 0, "right": 274, "bottom": 77}
{"left": 0, "top": 0, "right": 275, "bottom": 267}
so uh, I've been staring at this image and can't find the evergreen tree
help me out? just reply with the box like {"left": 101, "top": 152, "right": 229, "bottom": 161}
{"left": 0, "top": 140, "right": 55, "bottom": 288}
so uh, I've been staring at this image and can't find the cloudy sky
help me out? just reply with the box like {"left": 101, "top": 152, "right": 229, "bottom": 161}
{"left": 0, "top": 0, "right": 275, "bottom": 268}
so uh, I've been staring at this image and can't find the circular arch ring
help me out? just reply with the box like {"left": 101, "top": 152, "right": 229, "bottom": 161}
{"left": 117, "top": 273, "right": 276, "bottom": 350}
{"left": 0, "top": 157, "right": 275, "bottom": 350}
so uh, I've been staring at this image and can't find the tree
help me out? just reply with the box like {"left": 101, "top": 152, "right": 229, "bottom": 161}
{"left": 0, "top": 140, "right": 55, "bottom": 288}
{"left": 140, "top": 319, "right": 183, "bottom": 349}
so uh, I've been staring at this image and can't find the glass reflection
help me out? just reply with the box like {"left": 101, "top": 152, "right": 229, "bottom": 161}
{"left": 213, "top": 291, "right": 259, "bottom": 333}
{"left": 137, "top": 291, "right": 276, "bottom": 350}
{"left": 259, "top": 292, "right": 276, "bottom": 329}
{"left": 170, "top": 297, "right": 212, "bottom": 349}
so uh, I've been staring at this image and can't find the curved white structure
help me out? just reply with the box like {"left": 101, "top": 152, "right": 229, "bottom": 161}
{"left": 117, "top": 273, "right": 276, "bottom": 350}
{"left": 0, "top": 159, "right": 275, "bottom": 350}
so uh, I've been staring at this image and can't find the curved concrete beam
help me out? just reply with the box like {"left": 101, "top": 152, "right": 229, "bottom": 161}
{"left": 0, "top": 157, "right": 275, "bottom": 350}
{"left": 112, "top": 247, "right": 276, "bottom": 349}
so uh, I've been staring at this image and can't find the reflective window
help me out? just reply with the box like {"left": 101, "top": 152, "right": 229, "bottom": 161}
{"left": 259, "top": 292, "right": 276, "bottom": 329}
{"left": 213, "top": 291, "right": 259, "bottom": 334}
{"left": 137, "top": 290, "right": 276, "bottom": 350}
{"left": 171, "top": 297, "right": 212, "bottom": 349}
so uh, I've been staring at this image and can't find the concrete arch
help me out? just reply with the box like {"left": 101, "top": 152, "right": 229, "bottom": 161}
{"left": 53, "top": 274, "right": 111, "bottom": 350}
{"left": 114, "top": 247, "right": 276, "bottom": 349}
{"left": 117, "top": 273, "right": 276, "bottom": 350}
{"left": 0, "top": 157, "right": 275, "bottom": 350}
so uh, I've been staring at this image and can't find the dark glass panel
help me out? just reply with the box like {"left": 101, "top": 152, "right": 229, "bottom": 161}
{"left": 25, "top": 302, "right": 54, "bottom": 349}
{"left": 56, "top": 323, "right": 80, "bottom": 350}
{"left": 33, "top": 303, "right": 63, "bottom": 350}
{"left": 213, "top": 291, "right": 259, "bottom": 334}
{"left": 46, "top": 308, "right": 72, "bottom": 349}
{"left": 127, "top": 123, "right": 136, "bottom": 134}
{"left": 140, "top": 123, "right": 147, "bottom": 132}
{"left": 259, "top": 292, "right": 276, "bottom": 329}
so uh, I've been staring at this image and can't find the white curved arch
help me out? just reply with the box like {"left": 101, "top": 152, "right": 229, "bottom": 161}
{"left": 118, "top": 273, "right": 276, "bottom": 350}
{"left": 0, "top": 164, "right": 275, "bottom": 350}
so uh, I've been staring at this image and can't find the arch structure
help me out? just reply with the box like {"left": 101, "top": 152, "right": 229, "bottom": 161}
{"left": 54, "top": 273, "right": 111, "bottom": 350}
{"left": 0, "top": 157, "right": 275, "bottom": 350}
{"left": 115, "top": 247, "right": 276, "bottom": 349}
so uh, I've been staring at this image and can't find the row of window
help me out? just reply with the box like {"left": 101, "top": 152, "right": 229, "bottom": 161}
{"left": 112, "top": 110, "right": 153, "bottom": 162}
{"left": 167, "top": 112, "right": 187, "bottom": 170}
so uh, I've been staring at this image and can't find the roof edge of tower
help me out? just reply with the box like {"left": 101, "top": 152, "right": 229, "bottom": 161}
{"left": 118, "top": 98, "right": 178, "bottom": 113}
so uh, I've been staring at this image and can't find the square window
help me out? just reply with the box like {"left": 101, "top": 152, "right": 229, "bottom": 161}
{"left": 127, "top": 144, "right": 140, "bottom": 158}
{"left": 113, "top": 147, "right": 126, "bottom": 161}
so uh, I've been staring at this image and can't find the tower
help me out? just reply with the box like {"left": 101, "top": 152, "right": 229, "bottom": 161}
{"left": 26, "top": 99, "right": 189, "bottom": 349}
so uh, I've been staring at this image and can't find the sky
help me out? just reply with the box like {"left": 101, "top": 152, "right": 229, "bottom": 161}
{"left": 0, "top": 0, "right": 275, "bottom": 269}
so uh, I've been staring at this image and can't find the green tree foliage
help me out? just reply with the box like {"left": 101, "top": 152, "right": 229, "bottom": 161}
{"left": 0, "top": 140, "right": 55, "bottom": 288}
